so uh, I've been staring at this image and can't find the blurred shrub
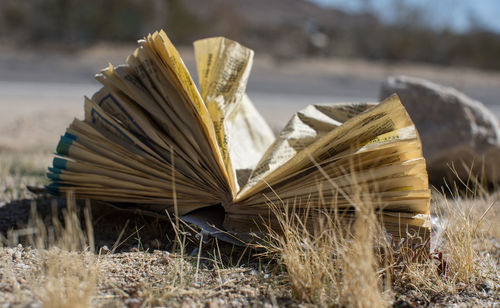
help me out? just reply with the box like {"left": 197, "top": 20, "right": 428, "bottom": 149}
{"left": 164, "top": 0, "right": 203, "bottom": 43}
{"left": 0, "top": 0, "right": 166, "bottom": 45}
{"left": 1, "top": 0, "right": 500, "bottom": 70}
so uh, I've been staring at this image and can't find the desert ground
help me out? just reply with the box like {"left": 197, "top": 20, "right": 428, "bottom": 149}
{"left": 0, "top": 44, "right": 499, "bottom": 307}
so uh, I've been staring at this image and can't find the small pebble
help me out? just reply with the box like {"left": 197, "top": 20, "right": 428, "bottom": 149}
{"left": 124, "top": 298, "right": 142, "bottom": 308}
{"left": 476, "top": 280, "right": 494, "bottom": 294}
{"left": 99, "top": 245, "right": 111, "bottom": 254}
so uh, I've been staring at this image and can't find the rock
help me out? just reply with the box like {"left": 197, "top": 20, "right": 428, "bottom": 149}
{"left": 393, "top": 299, "right": 415, "bottom": 308}
{"left": 124, "top": 298, "right": 142, "bottom": 308}
{"left": 380, "top": 75, "right": 500, "bottom": 187}
{"left": 99, "top": 245, "right": 111, "bottom": 254}
{"left": 476, "top": 280, "right": 495, "bottom": 294}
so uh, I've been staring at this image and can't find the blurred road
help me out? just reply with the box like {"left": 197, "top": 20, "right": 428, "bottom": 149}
{"left": 1, "top": 45, "right": 500, "bottom": 151}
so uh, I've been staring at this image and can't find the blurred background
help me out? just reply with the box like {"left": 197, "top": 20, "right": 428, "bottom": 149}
{"left": 1, "top": 0, "right": 500, "bottom": 152}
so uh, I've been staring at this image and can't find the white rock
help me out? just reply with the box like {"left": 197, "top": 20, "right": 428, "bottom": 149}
{"left": 380, "top": 75, "right": 500, "bottom": 186}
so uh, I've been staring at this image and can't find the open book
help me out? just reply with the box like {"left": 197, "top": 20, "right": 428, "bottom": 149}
{"left": 47, "top": 30, "right": 430, "bottom": 245}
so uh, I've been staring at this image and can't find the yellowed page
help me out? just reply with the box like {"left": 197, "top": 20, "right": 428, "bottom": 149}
{"left": 194, "top": 37, "right": 277, "bottom": 190}
{"left": 227, "top": 95, "right": 430, "bottom": 239}
{"left": 238, "top": 102, "right": 378, "bottom": 198}
{"left": 149, "top": 31, "right": 235, "bottom": 199}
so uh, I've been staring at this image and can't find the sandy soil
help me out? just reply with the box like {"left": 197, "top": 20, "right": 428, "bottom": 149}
{"left": 0, "top": 194, "right": 497, "bottom": 307}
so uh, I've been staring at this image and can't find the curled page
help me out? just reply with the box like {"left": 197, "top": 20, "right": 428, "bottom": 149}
{"left": 241, "top": 103, "right": 376, "bottom": 194}
{"left": 228, "top": 95, "right": 430, "bottom": 244}
{"left": 194, "top": 37, "right": 274, "bottom": 191}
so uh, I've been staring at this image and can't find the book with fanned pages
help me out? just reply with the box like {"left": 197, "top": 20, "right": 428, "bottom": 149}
{"left": 47, "top": 30, "right": 431, "bottom": 246}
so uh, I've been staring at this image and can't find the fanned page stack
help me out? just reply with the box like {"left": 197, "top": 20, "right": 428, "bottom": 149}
{"left": 47, "top": 30, "right": 431, "bottom": 245}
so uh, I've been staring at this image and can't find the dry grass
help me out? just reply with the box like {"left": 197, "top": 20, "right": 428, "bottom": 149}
{"left": 0, "top": 153, "right": 498, "bottom": 307}
{"left": 259, "top": 170, "right": 499, "bottom": 307}
{"left": 37, "top": 249, "right": 97, "bottom": 308}
{"left": 392, "top": 183, "right": 499, "bottom": 305}
{"left": 0, "top": 194, "right": 97, "bottom": 307}
{"left": 0, "top": 150, "right": 50, "bottom": 203}
{"left": 259, "top": 188, "right": 394, "bottom": 307}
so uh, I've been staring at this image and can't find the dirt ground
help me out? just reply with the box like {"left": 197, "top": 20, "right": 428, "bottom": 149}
{"left": 0, "top": 189, "right": 498, "bottom": 307}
